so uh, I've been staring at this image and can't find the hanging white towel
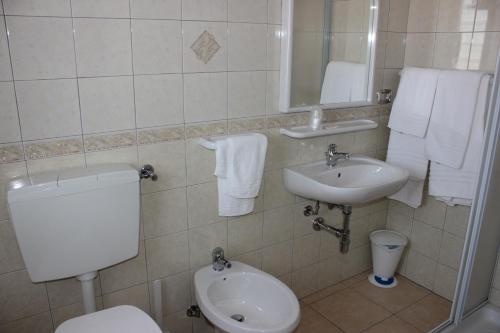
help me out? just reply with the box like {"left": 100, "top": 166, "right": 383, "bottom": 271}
{"left": 388, "top": 67, "right": 439, "bottom": 138}
{"left": 320, "top": 61, "right": 366, "bottom": 104}
{"left": 425, "top": 70, "right": 486, "bottom": 168}
{"left": 386, "top": 131, "right": 429, "bottom": 208}
{"left": 215, "top": 133, "right": 268, "bottom": 216}
{"left": 320, "top": 61, "right": 352, "bottom": 104}
{"left": 429, "top": 75, "right": 490, "bottom": 206}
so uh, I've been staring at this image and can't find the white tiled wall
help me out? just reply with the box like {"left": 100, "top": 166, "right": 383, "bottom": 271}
{"left": 386, "top": 0, "right": 500, "bottom": 302}
{"left": 0, "top": 0, "right": 394, "bottom": 332}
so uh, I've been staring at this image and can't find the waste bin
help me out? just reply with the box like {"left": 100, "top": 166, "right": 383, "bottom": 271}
{"left": 369, "top": 230, "right": 408, "bottom": 288}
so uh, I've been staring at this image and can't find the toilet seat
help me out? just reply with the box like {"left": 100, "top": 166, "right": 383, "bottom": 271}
{"left": 55, "top": 305, "right": 162, "bottom": 333}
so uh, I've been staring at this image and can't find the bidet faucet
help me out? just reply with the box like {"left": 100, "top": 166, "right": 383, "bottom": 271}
{"left": 212, "top": 247, "right": 231, "bottom": 271}
{"left": 325, "top": 144, "right": 350, "bottom": 167}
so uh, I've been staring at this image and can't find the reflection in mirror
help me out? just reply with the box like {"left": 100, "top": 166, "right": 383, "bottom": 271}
{"left": 289, "top": 0, "right": 376, "bottom": 109}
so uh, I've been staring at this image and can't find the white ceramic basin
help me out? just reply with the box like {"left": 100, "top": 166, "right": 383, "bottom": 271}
{"left": 194, "top": 262, "right": 300, "bottom": 333}
{"left": 283, "top": 155, "right": 409, "bottom": 204}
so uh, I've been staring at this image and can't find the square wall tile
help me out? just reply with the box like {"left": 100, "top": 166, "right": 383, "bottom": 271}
{"left": 74, "top": 18, "right": 132, "bottom": 77}
{"left": 182, "top": 0, "right": 228, "bottom": 21}
{"left": 182, "top": 21, "right": 228, "bottom": 73}
{"left": 0, "top": 312, "right": 53, "bottom": 333}
{"left": 0, "top": 17, "right": 13, "bottom": 81}
{"left": 433, "top": 32, "right": 472, "bottom": 70}
{"left": 228, "top": 0, "right": 268, "bottom": 23}
{"left": 187, "top": 182, "right": 226, "bottom": 228}
{"left": 407, "top": 0, "right": 439, "bottom": 32}
{"left": 227, "top": 213, "right": 264, "bottom": 257}
{"left": 268, "top": 0, "right": 282, "bottom": 24}
{"left": 384, "top": 32, "right": 406, "bottom": 68}
{"left": 130, "top": 0, "right": 181, "bottom": 19}
{"left": 266, "top": 71, "right": 280, "bottom": 115}
{"left": 102, "top": 283, "right": 150, "bottom": 313}
{"left": 228, "top": 23, "right": 267, "bottom": 71}
{"left": 404, "top": 33, "right": 435, "bottom": 67}
{"left": 228, "top": 71, "right": 266, "bottom": 119}
{"left": 138, "top": 140, "right": 187, "bottom": 193}
{"left": 387, "top": 0, "right": 410, "bottom": 32}
{"left": 3, "top": 0, "right": 70, "bottom": 16}
{"left": 476, "top": 0, "right": 500, "bottom": 31}
{"left": 183, "top": 72, "right": 228, "bottom": 123}
{"left": 145, "top": 232, "right": 189, "bottom": 280}
{"left": 71, "top": 0, "right": 130, "bottom": 18}
{"left": 16, "top": 79, "right": 81, "bottom": 140}
{"left": 7, "top": 17, "right": 76, "bottom": 80}
{"left": 79, "top": 76, "right": 135, "bottom": 134}
{"left": 0, "top": 270, "right": 49, "bottom": 324}
{"left": 134, "top": 74, "right": 183, "bottom": 128}
{"left": 0, "top": 82, "right": 21, "bottom": 143}
{"left": 188, "top": 222, "right": 228, "bottom": 269}
{"left": 437, "top": 0, "right": 477, "bottom": 32}
{"left": 267, "top": 25, "right": 281, "bottom": 70}
{"left": 469, "top": 32, "right": 500, "bottom": 72}
{"left": 0, "top": 220, "right": 24, "bottom": 275}
{"left": 132, "top": 19, "right": 182, "bottom": 75}
{"left": 142, "top": 188, "right": 188, "bottom": 239}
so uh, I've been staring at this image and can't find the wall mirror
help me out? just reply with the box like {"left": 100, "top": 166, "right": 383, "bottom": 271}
{"left": 280, "top": 0, "right": 378, "bottom": 112}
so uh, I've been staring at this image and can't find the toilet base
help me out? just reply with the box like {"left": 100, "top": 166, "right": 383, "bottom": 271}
{"left": 368, "top": 273, "right": 398, "bottom": 288}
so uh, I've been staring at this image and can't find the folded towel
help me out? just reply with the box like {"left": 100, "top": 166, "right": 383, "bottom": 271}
{"left": 386, "top": 131, "right": 429, "bottom": 208}
{"left": 425, "top": 70, "right": 486, "bottom": 168}
{"left": 215, "top": 133, "right": 268, "bottom": 216}
{"left": 388, "top": 67, "right": 440, "bottom": 138}
{"left": 320, "top": 61, "right": 366, "bottom": 104}
{"left": 429, "top": 75, "right": 490, "bottom": 206}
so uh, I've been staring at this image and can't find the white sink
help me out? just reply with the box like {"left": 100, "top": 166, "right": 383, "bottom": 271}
{"left": 194, "top": 261, "right": 300, "bottom": 333}
{"left": 283, "top": 155, "right": 409, "bottom": 204}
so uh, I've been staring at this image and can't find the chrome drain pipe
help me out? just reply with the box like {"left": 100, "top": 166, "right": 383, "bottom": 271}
{"left": 311, "top": 204, "right": 352, "bottom": 253}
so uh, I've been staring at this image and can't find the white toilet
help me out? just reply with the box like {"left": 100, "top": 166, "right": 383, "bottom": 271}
{"left": 7, "top": 164, "right": 161, "bottom": 332}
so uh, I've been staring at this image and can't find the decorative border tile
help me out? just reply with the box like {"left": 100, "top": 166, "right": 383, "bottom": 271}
{"left": 267, "top": 114, "right": 309, "bottom": 129}
{"left": 84, "top": 131, "right": 137, "bottom": 152}
{"left": 185, "top": 121, "right": 227, "bottom": 139}
{"left": 228, "top": 117, "right": 267, "bottom": 134}
{"left": 25, "top": 137, "right": 84, "bottom": 160}
{"left": 138, "top": 126, "right": 185, "bottom": 145}
{"left": 0, "top": 143, "right": 24, "bottom": 164}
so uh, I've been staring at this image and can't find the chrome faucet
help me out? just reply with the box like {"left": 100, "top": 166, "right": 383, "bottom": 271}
{"left": 325, "top": 144, "right": 350, "bottom": 167}
{"left": 212, "top": 247, "right": 231, "bottom": 271}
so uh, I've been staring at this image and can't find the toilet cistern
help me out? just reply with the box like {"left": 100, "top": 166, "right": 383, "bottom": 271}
{"left": 7, "top": 164, "right": 141, "bottom": 314}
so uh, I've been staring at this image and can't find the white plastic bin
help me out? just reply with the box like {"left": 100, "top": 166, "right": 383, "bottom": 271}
{"left": 369, "top": 230, "right": 408, "bottom": 288}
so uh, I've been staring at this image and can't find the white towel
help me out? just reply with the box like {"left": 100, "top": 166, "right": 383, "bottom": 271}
{"left": 425, "top": 70, "right": 486, "bottom": 168}
{"left": 320, "top": 61, "right": 352, "bottom": 104}
{"left": 215, "top": 133, "right": 268, "bottom": 216}
{"left": 429, "top": 75, "right": 490, "bottom": 206}
{"left": 320, "top": 61, "right": 366, "bottom": 104}
{"left": 388, "top": 67, "right": 439, "bottom": 138}
{"left": 386, "top": 131, "right": 429, "bottom": 208}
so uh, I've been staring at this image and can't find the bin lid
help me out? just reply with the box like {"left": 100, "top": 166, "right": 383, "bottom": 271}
{"left": 370, "top": 230, "right": 408, "bottom": 247}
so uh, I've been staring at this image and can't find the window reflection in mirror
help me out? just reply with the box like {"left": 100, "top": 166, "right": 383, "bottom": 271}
{"left": 290, "top": 0, "right": 376, "bottom": 109}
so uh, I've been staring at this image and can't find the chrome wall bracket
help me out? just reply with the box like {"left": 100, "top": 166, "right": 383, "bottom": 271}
{"left": 140, "top": 164, "right": 158, "bottom": 181}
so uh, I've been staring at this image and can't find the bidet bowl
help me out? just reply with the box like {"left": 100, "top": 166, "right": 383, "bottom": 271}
{"left": 194, "top": 262, "right": 300, "bottom": 333}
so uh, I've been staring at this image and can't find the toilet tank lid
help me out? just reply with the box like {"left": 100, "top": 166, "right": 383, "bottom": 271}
{"left": 55, "top": 305, "right": 162, "bottom": 333}
{"left": 7, "top": 164, "right": 139, "bottom": 203}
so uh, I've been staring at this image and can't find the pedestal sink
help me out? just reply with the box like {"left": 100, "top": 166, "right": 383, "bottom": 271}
{"left": 283, "top": 155, "right": 409, "bottom": 205}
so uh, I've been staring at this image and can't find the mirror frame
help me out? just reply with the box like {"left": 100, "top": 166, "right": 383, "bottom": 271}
{"left": 279, "top": 0, "right": 380, "bottom": 113}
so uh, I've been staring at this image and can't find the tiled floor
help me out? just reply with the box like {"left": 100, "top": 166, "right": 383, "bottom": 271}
{"left": 295, "top": 272, "right": 452, "bottom": 333}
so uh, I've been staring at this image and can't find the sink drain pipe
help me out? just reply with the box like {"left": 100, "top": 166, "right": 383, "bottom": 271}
{"left": 311, "top": 204, "right": 352, "bottom": 253}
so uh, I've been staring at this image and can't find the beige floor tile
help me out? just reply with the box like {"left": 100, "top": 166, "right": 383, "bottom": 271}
{"left": 311, "top": 289, "right": 391, "bottom": 333}
{"left": 363, "top": 316, "right": 420, "bottom": 333}
{"left": 352, "top": 276, "right": 430, "bottom": 313}
{"left": 301, "top": 283, "right": 346, "bottom": 305}
{"left": 340, "top": 271, "right": 371, "bottom": 287}
{"left": 396, "top": 294, "right": 451, "bottom": 332}
{"left": 294, "top": 305, "right": 343, "bottom": 333}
